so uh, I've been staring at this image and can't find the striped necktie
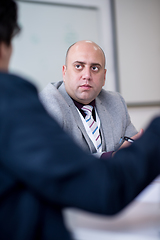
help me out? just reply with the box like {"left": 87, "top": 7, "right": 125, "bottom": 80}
{"left": 81, "top": 105, "right": 102, "bottom": 152}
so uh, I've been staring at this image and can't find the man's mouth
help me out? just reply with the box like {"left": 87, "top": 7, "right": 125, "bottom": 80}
{"left": 80, "top": 84, "right": 92, "bottom": 90}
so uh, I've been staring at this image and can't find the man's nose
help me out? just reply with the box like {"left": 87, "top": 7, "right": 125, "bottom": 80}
{"left": 82, "top": 67, "right": 91, "bottom": 80}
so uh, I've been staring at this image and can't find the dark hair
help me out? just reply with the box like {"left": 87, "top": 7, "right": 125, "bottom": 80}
{"left": 0, "top": 0, "right": 20, "bottom": 46}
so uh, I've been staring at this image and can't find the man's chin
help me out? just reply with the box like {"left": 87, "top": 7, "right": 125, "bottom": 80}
{"left": 77, "top": 96, "right": 94, "bottom": 105}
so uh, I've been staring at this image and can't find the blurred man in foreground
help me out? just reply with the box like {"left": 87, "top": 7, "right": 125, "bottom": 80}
{"left": 0, "top": 1, "right": 159, "bottom": 240}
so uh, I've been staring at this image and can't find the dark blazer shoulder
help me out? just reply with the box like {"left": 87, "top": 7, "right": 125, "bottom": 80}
{"left": 0, "top": 72, "right": 37, "bottom": 93}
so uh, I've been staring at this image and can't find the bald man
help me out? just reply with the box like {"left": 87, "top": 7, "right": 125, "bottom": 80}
{"left": 40, "top": 40, "right": 139, "bottom": 157}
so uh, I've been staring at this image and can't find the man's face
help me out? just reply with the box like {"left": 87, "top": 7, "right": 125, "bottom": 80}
{"left": 62, "top": 41, "right": 106, "bottom": 104}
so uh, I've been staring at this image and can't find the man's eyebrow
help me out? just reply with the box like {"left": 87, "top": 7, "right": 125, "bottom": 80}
{"left": 73, "top": 61, "right": 86, "bottom": 65}
{"left": 91, "top": 63, "right": 102, "bottom": 67}
{"left": 73, "top": 61, "right": 102, "bottom": 67}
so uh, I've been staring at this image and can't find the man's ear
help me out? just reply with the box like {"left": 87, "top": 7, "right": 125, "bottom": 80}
{"left": 0, "top": 42, "right": 10, "bottom": 58}
{"left": 103, "top": 69, "right": 107, "bottom": 86}
{"left": 0, "top": 42, "right": 6, "bottom": 68}
{"left": 62, "top": 65, "right": 67, "bottom": 82}
{"left": 0, "top": 42, "right": 12, "bottom": 71}
{"left": 0, "top": 42, "right": 3, "bottom": 58}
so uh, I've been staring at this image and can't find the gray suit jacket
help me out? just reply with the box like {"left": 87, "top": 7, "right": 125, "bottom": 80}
{"left": 39, "top": 81, "right": 137, "bottom": 153}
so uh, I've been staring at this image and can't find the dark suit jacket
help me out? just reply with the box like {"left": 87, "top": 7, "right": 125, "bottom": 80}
{"left": 0, "top": 72, "right": 159, "bottom": 240}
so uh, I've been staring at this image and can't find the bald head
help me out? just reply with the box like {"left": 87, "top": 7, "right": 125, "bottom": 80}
{"left": 65, "top": 40, "right": 106, "bottom": 68}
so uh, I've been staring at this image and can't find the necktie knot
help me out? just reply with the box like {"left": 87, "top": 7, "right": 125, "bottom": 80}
{"left": 81, "top": 105, "right": 93, "bottom": 120}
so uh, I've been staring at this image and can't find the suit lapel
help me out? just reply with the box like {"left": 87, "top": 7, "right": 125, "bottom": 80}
{"left": 96, "top": 97, "right": 115, "bottom": 152}
{"left": 59, "top": 83, "right": 96, "bottom": 152}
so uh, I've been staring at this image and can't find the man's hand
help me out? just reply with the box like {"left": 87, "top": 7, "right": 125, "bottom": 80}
{"left": 112, "top": 129, "right": 144, "bottom": 157}
{"left": 119, "top": 129, "right": 144, "bottom": 149}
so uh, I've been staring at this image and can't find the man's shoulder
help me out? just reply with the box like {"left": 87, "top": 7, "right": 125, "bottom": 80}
{"left": 0, "top": 72, "right": 37, "bottom": 93}
{"left": 39, "top": 80, "right": 70, "bottom": 109}
{"left": 98, "top": 88, "right": 123, "bottom": 102}
{"left": 0, "top": 72, "right": 40, "bottom": 116}
{"left": 96, "top": 89, "right": 128, "bottom": 114}
{"left": 40, "top": 81, "right": 64, "bottom": 95}
{"left": 52, "top": 80, "right": 64, "bottom": 89}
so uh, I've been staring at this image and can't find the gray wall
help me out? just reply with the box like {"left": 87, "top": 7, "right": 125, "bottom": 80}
{"left": 114, "top": 0, "right": 160, "bottom": 106}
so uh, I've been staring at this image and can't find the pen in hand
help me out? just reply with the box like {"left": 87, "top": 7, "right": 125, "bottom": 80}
{"left": 123, "top": 136, "right": 134, "bottom": 143}
{"left": 116, "top": 135, "right": 135, "bottom": 153}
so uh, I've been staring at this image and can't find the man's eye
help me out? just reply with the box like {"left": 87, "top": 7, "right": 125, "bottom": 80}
{"left": 92, "top": 66, "right": 99, "bottom": 71}
{"left": 75, "top": 65, "right": 82, "bottom": 69}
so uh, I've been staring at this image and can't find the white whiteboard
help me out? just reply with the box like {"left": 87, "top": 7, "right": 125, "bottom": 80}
{"left": 10, "top": 0, "right": 101, "bottom": 91}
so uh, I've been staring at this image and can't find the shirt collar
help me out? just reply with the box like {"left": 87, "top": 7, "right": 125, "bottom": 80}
{"left": 72, "top": 99, "right": 96, "bottom": 120}
{"left": 72, "top": 99, "right": 96, "bottom": 110}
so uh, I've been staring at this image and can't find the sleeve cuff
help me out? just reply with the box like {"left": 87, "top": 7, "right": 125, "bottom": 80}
{"left": 100, "top": 151, "right": 114, "bottom": 159}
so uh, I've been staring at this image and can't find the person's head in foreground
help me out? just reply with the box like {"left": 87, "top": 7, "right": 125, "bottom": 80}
{"left": 0, "top": 0, "right": 20, "bottom": 71}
